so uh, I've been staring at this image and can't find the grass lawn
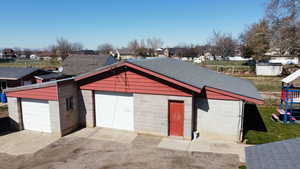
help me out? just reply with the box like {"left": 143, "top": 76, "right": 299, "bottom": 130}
{"left": 244, "top": 106, "right": 300, "bottom": 144}
{"left": 240, "top": 76, "right": 282, "bottom": 92}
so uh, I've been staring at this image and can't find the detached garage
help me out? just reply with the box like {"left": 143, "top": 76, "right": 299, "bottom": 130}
{"left": 6, "top": 78, "right": 79, "bottom": 136}
{"left": 76, "top": 58, "right": 264, "bottom": 142}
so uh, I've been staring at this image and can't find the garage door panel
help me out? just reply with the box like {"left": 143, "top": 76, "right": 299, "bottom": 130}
{"left": 95, "top": 91, "right": 134, "bottom": 131}
{"left": 22, "top": 99, "right": 51, "bottom": 133}
{"left": 114, "top": 96, "right": 134, "bottom": 130}
{"left": 95, "top": 94, "right": 116, "bottom": 128}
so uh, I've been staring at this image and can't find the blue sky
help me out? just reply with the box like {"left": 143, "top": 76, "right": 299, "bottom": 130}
{"left": 0, "top": 0, "right": 267, "bottom": 49}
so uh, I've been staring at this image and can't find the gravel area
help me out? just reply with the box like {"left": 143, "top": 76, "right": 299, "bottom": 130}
{"left": 0, "top": 136, "right": 240, "bottom": 169}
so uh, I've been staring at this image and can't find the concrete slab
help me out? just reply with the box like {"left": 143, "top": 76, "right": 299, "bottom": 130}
{"left": 132, "top": 134, "right": 162, "bottom": 148}
{"left": 158, "top": 138, "right": 191, "bottom": 151}
{"left": 188, "top": 141, "right": 211, "bottom": 152}
{"left": 0, "top": 130, "right": 59, "bottom": 155}
{"left": 69, "top": 128, "right": 137, "bottom": 144}
{"left": 66, "top": 127, "right": 99, "bottom": 138}
{"left": 187, "top": 138, "right": 250, "bottom": 162}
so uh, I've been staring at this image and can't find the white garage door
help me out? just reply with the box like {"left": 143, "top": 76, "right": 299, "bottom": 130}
{"left": 95, "top": 91, "right": 134, "bottom": 131}
{"left": 22, "top": 99, "right": 51, "bottom": 132}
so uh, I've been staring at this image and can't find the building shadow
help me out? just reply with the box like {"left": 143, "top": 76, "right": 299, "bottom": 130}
{"left": 243, "top": 103, "right": 267, "bottom": 140}
{"left": 0, "top": 117, "right": 14, "bottom": 136}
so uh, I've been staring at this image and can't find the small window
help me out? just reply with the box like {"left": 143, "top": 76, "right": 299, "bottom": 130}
{"left": 66, "top": 96, "right": 73, "bottom": 111}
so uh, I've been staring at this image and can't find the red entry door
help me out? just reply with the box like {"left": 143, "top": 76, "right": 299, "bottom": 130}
{"left": 169, "top": 101, "right": 184, "bottom": 136}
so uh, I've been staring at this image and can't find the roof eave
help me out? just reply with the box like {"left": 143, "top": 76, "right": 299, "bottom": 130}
{"left": 205, "top": 86, "right": 264, "bottom": 105}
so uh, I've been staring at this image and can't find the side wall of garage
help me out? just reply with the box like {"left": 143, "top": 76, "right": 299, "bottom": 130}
{"left": 78, "top": 90, "right": 95, "bottom": 127}
{"left": 134, "top": 93, "right": 193, "bottom": 139}
{"left": 195, "top": 96, "right": 244, "bottom": 142}
{"left": 57, "top": 81, "right": 80, "bottom": 135}
{"left": 7, "top": 97, "right": 23, "bottom": 130}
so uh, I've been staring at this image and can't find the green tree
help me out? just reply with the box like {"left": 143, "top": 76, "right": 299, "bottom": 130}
{"left": 240, "top": 20, "right": 271, "bottom": 60}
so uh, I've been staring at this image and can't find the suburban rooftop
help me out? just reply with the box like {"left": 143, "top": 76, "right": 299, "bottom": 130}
{"left": 0, "top": 67, "right": 39, "bottom": 80}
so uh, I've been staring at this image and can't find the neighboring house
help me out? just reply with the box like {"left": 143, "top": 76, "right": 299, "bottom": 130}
{"left": 71, "top": 50, "right": 97, "bottom": 55}
{"left": 0, "top": 67, "right": 48, "bottom": 91}
{"left": 256, "top": 63, "right": 283, "bottom": 76}
{"left": 5, "top": 58, "right": 263, "bottom": 142}
{"left": 30, "top": 54, "right": 39, "bottom": 60}
{"left": 61, "top": 54, "right": 116, "bottom": 76}
{"left": 1, "top": 48, "right": 16, "bottom": 58}
{"left": 155, "top": 48, "right": 169, "bottom": 57}
{"left": 116, "top": 48, "right": 136, "bottom": 60}
{"left": 246, "top": 138, "right": 300, "bottom": 169}
{"left": 269, "top": 57, "right": 299, "bottom": 65}
{"left": 30, "top": 53, "right": 52, "bottom": 61}
{"left": 34, "top": 73, "right": 66, "bottom": 83}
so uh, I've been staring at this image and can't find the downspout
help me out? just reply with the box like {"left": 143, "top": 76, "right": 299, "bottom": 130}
{"left": 238, "top": 101, "right": 245, "bottom": 142}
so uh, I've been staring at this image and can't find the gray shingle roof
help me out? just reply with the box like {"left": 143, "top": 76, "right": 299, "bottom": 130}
{"left": 0, "top": 67, "right": 39, "bottom": 80}
{"left": 35, "top": 73, "right": 65, "bottom": 80}
{"left": 62, "top": 54, "right": 116, "bottom": 76}
{"left": 126, "top": 58, "right": 262, "bottom": 100}
{"left": 246, "top": 138, "right": 300, "bottom": 169}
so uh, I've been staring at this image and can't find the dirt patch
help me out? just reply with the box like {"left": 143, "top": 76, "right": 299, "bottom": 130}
{"left": 0, "top": 137, "right": 240, "bottom": 169}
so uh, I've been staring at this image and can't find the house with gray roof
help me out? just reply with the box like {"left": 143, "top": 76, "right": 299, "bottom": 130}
{"left": 5, "top": 58, "right": 263, "bottom": 142}
{"left": 61, "top": 54, "right": 116, "bottom": 76}
{"left": 0, "top": 67, "right": 49, "bottom": 91}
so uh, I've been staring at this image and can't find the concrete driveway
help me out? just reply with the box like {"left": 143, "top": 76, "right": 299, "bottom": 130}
{"left": 0, "top": 130, "right": 59, "bottom": 155}
{"left": 0, "top": 134, "right": 240, "bottom": 169}
{"left": 0, "top": 128, "right": 248, "bottom": 163}
{"left": 69, "top": 128, "right": 248, "bottom": 162}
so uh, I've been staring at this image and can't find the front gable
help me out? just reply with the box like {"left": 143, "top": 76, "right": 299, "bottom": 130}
{"left": 79, "top": 66, "right": 194, "bottom": 97}
{"left": 6, "top": 85, "right": 58, "bottom": 100}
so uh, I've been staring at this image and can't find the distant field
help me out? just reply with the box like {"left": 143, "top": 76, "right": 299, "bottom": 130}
{"left": 197, "top": 60, "right": 282, "bottom": 92}
{"left": 0, "top": 59, "right": 61, "bottom": 69}
{"left": 239, "top": 76, "right": 282, "bottom": 92}
{"left": 201, "top": 60, "right": 248, "bottom": 66}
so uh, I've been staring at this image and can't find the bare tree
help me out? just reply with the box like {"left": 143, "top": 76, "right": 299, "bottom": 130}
{"left": 97, "top": 43, "right": 114, "bottom": 54}
{"left": 127, "top": 40, "right": 140, "bottom": 51}
{"left": 51, "top": 37, "right": 73, "bottom": 59}
{"left": 266, "top": 0, "right": 300, "bottom": 56}
{"left": 72, "top": 42, "right": 84, "bottom": 51}
{"left": 146, "top": 37, "right": 164, "bottom": 50}
{"left": 209, "top": 31, "right": 238, "bottom": 57}
{"left": 49, "top": 38, "right": 85, "bottom": 59}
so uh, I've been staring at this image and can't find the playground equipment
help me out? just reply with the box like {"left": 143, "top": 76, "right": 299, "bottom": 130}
{"left": 279, "top": 70, "right": 300, "bottom": 123}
